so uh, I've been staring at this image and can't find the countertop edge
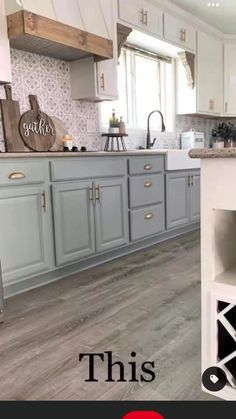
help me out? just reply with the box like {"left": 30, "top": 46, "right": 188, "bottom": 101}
{"left": 0, "top": 150, "right": 169, "bottom": 158}
{"left": 189, "top": 148, "right": 236, "bottom": 159}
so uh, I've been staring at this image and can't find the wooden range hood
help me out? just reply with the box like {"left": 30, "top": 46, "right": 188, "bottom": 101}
{"left": 7, "top": 10, "right": 113, "bottom": 62}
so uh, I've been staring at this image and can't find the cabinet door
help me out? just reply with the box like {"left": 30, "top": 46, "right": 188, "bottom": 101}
{"left": 52, "top": 182, "right": 95, "bottom": 266}
{"left": 0, "top": 187, "right": 52, "bottom": 284}
{"left": 164, "top": 13, "right": 196, "bottom": 52}
{"left": 190, "top": 173, "right": 200, "bottom": 223}
{"left": 197, "top": 31, "right": 223, "bottom": 115}
{"left": 97, "top": 58, "right": 118, "bottom": 98}
{"left": 0, "top": 0, "right": 11, "bottom": 84}
{"left": 224, "top": 44, "right": 236, "bottom": 116}
{"left": 95, "top": 178, "right": 129, "bottom": 253}
{"left": 166, "top": 173, "right": 189, "bottom": 229}
{"left": 118, "top": 0, "right": 163, "bottom": 37}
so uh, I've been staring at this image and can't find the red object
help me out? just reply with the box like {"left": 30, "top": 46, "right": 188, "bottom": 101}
{"left": 123, "top": 412, "right": 164, "bottom": 419}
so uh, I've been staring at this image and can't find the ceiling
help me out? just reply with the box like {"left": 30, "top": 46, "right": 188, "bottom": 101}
{"left": 169, "top": 0, "right": 236, "bottom": 34}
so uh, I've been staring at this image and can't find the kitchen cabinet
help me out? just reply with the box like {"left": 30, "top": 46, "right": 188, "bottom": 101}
{"left": 166, "top": 170, "right": 200, "bottom": 229}
{"left": 53, "top": 177, "right": 128, "bottom": 266}
{"left": 197, "top": 31, "right": 222, "bottom": 115}
{"left": 118, "top": 0, "right": 163, "bottom": 38}
{"left": 0, "top": 0, "right": 11, "bottom": 84}
{"left": 176, "top": 31, "right": 223, "bottom": 115}
{"left": 95, "top": 178, "right": 129, "bottom": 253}
{"left": 52, "top": 181, "right": 95, "bottom": 266}
{"left": 224, "top": 44, "right": 236, "bottom": 116}
{"left": 189, "top": 173, "right": 200, "bottom": 223}
{"left": 0, "top": 186, "right": 52, "bottom": 284}
{"left": 164, "top": 13, "right": 196, "bottom": 52}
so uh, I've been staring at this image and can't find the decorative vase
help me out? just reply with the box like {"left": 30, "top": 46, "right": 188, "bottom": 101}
{"left": 212, "top": 141, "right": 225, "bottom": 149}
{"left": 225, "top": 138, "right": 234, "bottom": 148}
{"left": 109, "top": 127, "right": 119, "bottom": 134}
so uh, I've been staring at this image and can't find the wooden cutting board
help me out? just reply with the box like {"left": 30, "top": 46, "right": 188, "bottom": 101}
{"left": 20, "top": 95, "right": 56, "bottom": 151}
{"left": 0, "top": 85, "right": 25, "bottom": 152}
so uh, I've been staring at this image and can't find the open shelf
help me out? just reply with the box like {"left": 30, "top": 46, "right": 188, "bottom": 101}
{"left": 214, "top": 210, "right": 236, "bottom": 286}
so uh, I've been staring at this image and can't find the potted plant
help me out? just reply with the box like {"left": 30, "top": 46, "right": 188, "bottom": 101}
{"left": 109, "top": 109, "right": 119, "bottom": 134}
{"left": 210, "top": 126, "right": 224, "bottom": 149}
{"left": 211, "top": 122, "right": 235, "bottom": 149}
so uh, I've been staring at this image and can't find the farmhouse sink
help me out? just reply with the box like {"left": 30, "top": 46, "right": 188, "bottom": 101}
{"left": 165, "top": 149, "right": 201, "bottom": 171}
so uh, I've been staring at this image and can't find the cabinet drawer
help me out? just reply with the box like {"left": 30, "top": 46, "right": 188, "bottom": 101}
{"left": 164, "top": 13, "right": 196, "bottom": 52}
{"left": 51, "top": 158, "right": 127, "bottom": 181}
{"left": 130, "top": 204, "right": 165, "bottom": 241}
{"left": 129, "top": 156, "right": 164, "bottom": 175}
{"left": 129, "top": 174, "right": 164, "bottom": 208}
{"left": 0, "top": 161, "right": 45, "bottom": 186}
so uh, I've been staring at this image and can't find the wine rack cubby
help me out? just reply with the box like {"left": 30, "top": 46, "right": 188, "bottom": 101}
{"left": 217, "top": 301, "right": 236, "bottom": 388}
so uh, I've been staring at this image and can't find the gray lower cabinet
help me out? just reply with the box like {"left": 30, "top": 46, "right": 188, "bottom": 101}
{"left": 190, "top": 173, "right": 200, "bottom": 223}
{"left": 52, "top": 181, "right": 95, "bottom": 266}
{"left": 0, "top": 186, "right": 52, "bottom": 284}
{"left": 52, "top": 177, "right": 129, "bottom": 266}
{"left": 166, "top": 171, "right": 200, "bottom": 230}
{"left": 95, "top": 178, "right": 129, "bottom": 253}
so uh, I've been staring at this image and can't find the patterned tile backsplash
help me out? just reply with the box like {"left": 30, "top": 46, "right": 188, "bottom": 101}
{"left": 0, "top": 49, "right": 101, "bottom": 152}
{"left": 0, "top": 48, "right": 231, "bottom": 152}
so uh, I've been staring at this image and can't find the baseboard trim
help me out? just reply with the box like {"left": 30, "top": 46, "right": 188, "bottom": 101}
{"left": 4, "top": 223, "right": 200, "bottom": 298}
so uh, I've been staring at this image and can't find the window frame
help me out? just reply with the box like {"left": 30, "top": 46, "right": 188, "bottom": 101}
{"left": 99, "top": 48, "right": 176, "bottom": 136}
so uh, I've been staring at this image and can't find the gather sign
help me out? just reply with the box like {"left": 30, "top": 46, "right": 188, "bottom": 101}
{"left": 20, "top": 95, "right": 56, "bottom": 151}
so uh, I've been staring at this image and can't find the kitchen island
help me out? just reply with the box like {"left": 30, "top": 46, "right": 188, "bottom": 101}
{"left": 190, "top": 148, "right": 236, "bottom": 400}
{"left": 0, "top": 150, "right": 200, "bottom": 298}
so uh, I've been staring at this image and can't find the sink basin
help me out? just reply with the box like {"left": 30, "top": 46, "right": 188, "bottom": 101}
{"left": 165, "top": 149, "right": 201, "bottom": 171}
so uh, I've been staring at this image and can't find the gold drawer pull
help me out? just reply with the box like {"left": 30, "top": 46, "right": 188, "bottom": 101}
{"left": 8, "top": 172, "right": 26, "bottom": 180}
{"left": 144, "top": 164, "right": 152, "bottom": 171}
{"left": 144, "top": 181, "right": 152, "bottom": 188}
{"left": 145, "top": 212, "right": 154, "bottom": 220}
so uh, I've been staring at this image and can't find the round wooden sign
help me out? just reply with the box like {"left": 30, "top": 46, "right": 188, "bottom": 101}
{"left": 20, "top": 95, "right": 56, "bottom": 151}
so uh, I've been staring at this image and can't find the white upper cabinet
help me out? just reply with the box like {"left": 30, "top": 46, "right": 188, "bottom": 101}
{"left": 177, "top": 30, "right": 223, "bottom": 116}
{"left": 197, "top": 31, "right": 222, "bottom": 115}
{"left": 224, "top": 44, "right": 236, "bottom": 116}
{"left": 118, "top": 0, "right": 163, "bottom": 38}
{"left": 164, "top": 13, "right": 196, "bottom": 52}
{"left": 0, "top": 0, "right": 11, "bottom": 84}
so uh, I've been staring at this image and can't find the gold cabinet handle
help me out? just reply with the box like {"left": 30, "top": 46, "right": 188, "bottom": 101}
{"left": 144, "top": 164, "right": 152, "bottom": 171}
{"left": 225, "top": 102, "right": 228, "bottom": 113}
{"left": 191, "top": 175, "right": 195, "bottom": 186}
{"left": 8, "top": 172, "right": 26, "bottom": 180}
{"left": 90, "top": 182, "right": 96, "bottom": 206}
{"left": 144, "top": 181, "right": 152, "bottom": 188}
{"left": 188, "top": 175, "right": 191, "bottom": 186}
{"left": 140, "top": 8, "right": 144, "bottom": 23}
{"left": 41, "top": 190, "right": 46, "bottom": 211}
{"left": 143, "top": 10, "right": 148, "bottom": 25}
{"left": 95, "top": 184, "right": 101, "bottom": 203}
{"left": 145, "top": 212, "right": 154, "bottom": 220}
{"left": 100, "top": 73, "right": 105, "bottom": 90}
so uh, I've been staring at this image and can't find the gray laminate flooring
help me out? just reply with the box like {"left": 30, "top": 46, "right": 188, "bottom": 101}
{"left": 0, "top": 231, "right": 216, "bottom": 400}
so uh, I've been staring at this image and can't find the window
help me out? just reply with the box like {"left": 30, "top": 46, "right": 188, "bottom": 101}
{"left": 100, "top": 48, "right": 174, "bottom": 133}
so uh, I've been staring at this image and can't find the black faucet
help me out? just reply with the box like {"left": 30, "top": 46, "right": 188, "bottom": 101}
{"left": 146, "top": 110, "right": 166, "bottom": 149}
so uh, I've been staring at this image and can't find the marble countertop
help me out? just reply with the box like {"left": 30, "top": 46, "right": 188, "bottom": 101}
{"left": 189, "top": 148, "right": 236, "bottom": 159}
{"left": 0, "top": 150, "right": 169, "bottom": 158}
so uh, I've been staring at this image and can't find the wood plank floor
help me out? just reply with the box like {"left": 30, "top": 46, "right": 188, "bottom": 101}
{"left": 0, "top": 231, "right": 216, "bottom": 400}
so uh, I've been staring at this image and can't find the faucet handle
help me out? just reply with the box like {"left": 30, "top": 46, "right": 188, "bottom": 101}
{"left": 150, "top": 138, "right": 157, "bottom": 147}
